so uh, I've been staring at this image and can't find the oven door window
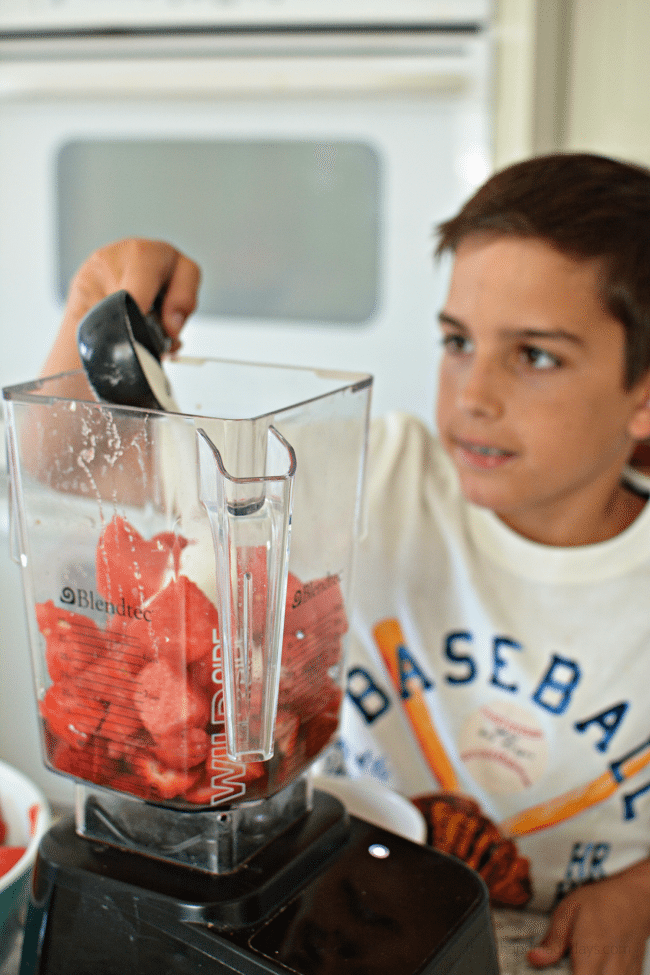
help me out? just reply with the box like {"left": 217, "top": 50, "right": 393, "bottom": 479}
{"left": 56, "top": 139, "right": 380, "bottom": 324}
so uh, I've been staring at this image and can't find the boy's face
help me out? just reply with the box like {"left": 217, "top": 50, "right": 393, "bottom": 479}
{"left": 436, "top": 234, "right": 650, "bottom": 546}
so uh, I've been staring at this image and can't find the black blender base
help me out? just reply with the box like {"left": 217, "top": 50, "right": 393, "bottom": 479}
{"left": 20, "top": 791, "right": 499, "bottom": 975}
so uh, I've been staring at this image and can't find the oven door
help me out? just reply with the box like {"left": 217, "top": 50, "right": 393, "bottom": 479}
{"left": 0, "top": 29, "right": 491, "bottom": 422}
{"left": 0, "top": 28, "right": 491, "bottom": 806}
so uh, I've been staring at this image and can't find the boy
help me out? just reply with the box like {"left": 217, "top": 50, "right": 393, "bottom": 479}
{"left": 49, "top": 153, "right": 650, "bottom": 974}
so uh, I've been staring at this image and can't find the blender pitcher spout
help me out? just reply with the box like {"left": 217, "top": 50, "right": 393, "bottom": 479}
{"left": 197, "top": 426, "right": 296, "bottom": 763}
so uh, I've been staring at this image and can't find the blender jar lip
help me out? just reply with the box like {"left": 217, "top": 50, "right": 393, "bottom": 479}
{"left": 198, "top": 425, "right": 297, "bottom": 484}
{"left": 2, "top": 357, "right": 373, "bottom": 422}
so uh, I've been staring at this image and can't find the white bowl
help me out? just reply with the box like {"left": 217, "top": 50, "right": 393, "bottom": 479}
{"left": 0, "top": 760, "right": 51, "bottom": 968}
{"left": 311, "top": 774, "right": 427, "bottom": 844}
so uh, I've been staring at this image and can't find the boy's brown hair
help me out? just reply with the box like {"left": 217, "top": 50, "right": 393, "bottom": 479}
{"left": 436, "top": 152, "right": 650, "bottom": 389}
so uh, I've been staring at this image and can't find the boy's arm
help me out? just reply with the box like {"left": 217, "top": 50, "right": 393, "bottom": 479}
{"left": 528, "top": 857, "right": 650, "bottom": 974}
{"left": 42, "top": 238, "right": 201, "bottom": 376}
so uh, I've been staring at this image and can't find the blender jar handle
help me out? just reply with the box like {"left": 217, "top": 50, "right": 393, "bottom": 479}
{"left": 197, "top": 426, "right": 296, "bottom": 763}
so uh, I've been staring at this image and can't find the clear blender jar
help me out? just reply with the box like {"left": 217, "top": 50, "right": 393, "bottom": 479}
{"left": 3, "top": 355, "right": 371, "bottom": 872}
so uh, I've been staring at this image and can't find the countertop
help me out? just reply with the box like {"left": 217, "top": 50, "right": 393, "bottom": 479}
{"left": 493, "top": 909, "right": 571, "bottom": 974}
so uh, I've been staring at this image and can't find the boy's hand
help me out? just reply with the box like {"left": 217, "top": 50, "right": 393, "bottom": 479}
{"left": 527, "top": 858, "right": 650, "bottom": 973}
{"left": 42, "top": 238, "right": 201, "bottom": 377}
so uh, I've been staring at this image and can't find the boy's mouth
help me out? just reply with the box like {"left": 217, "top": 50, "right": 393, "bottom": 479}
{"left": 452, "top": 437, "right": 516, "bottom": 469}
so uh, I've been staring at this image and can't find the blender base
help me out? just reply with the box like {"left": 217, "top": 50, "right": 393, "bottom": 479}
{"left": 20, "top": 791, "right": 499, "bottom": 975}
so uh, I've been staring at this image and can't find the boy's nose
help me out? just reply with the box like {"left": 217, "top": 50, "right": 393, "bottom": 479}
{"left": 457, "top": 359, "right": 504, "bottom": 419}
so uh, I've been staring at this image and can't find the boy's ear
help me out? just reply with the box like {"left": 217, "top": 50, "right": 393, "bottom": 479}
{"left": 628, "top": 382, "right": 650, "bottom": 442}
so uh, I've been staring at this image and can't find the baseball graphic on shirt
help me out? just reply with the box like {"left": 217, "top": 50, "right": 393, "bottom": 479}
{"left": 459, "top": 701, "right": 548, "bottom": 794}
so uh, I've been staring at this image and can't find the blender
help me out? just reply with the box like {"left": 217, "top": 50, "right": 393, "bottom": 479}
{"left": 2, "top": 298, "right": 498, "bottom": 975}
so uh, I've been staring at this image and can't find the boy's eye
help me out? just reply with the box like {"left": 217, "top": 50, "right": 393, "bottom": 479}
{"left": 522, "top": 345, "right": 562, "bottom": 370}
{"left": 441, "top": 332, "right": 473, "bottom": 355}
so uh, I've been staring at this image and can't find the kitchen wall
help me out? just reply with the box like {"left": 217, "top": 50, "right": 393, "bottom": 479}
{"left": 565, "top": 0, "right": 650, "bottom": 165}
{"left": 493, "top": 0, "right": 650, "bottom": 170}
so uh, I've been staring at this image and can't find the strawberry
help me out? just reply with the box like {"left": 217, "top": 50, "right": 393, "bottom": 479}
{"left": 134, "top": 659, "right": 210, "bottom": 740}
{"left": 275, "top": 709, "right": 300, "bottom": 756}
{"left": 99, "top": 702, "right": 143, "bottom": 745}
{"left": 96, "top": 515, "right": 186, "bottom": 605}
{"left": 137, "top": 755, "right": 201, "bottom": 800}
{"left": 50, "top": 739, "right": 114, "bottom": 786}
{"left": 36, "top": 601, "right": 106, "bottom": 682}
{"left": 303, "top": 711, "right": 339, "bottom": 760}
{"left": 278, "top": 573, "right": 347, "bottom": 720}
{"left": 150, "top": 727, "right": 210, "bottom": 771}
{"left": 104, "top": 616, "right": 155, "bottom": 673}
{"left": 134, "top": 575, "right": 219, "bottom": 670}
{"left": 39, "top": 682, "right": 105, "bottom": 749}
{"left": 0, "top": 847, "right": 26, "bottom": 877}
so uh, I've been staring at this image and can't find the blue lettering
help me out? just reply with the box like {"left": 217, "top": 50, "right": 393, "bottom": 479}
{"left": 532, "top": 654, "right": 580, "bottom": 714}
{"left": 574, "top": 702, "right": 628, "bottom": 752}
{"left": 565, "top": 842, "right": 609, "bottom": 885}
{"left": 555, "top": 842, "right": 610, "bottom": 900}
{"left": 490, "top": 637, "right": 521, "bottom": 692}
{"left": 610, "top": 735, "right": 650, "bottom": 784}
{"left": 397, "top": 644, "right": 433, "bottom": 699}
{"left": 444, "top": 631, "right": 476, "bottom": 684}
{"left": 346, "top": 667, "right": 390, "bottom": 724}
{"left": 622, "top": 780, "right": 650, "bottom": 820}
{"left": 351, "top": 750, "right": 391, "bottom": 782}
{"left": 590, "top": 844, "right": 609, "bottom": 875}
{"left": 567, "top": 843, "right": 591, "bottom": 883}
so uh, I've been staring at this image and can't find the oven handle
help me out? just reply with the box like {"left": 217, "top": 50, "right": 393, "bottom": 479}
{"left": 0, "top": 37, "right": 487, "bottom": 100}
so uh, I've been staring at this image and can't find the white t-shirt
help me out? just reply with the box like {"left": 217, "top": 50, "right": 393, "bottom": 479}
{"left": 336, "top": 412, "right": 650, "bottom": 912}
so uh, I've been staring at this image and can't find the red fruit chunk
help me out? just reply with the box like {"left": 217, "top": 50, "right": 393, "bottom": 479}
{"left": 0, "top": 804, "right": 6, "bottom": 845}
{"left": 75, "top": 658, "right": 136, "bottom": 710}
{"left": 103, "top": 771, "right": 153, "bottom": 801}
{"left": 278, "top": 654, "right": 342, "bottom": 723}
{"left": 136, "top": 575, "right": 219, "bottom": 670}
{"left": 275, "top": 709, "right": 300, "bottom": 757}
{"left": 134, "top": 659, "right": 210, "bottom": 740}
{"left": 237, "top": 546, "right": 269, "bottom": 637}
{"left": 302, "top": 686, "right": 342, "bottom": 761}
{"left": 188, "top": 758, "right": 266, "bottom": 806}
{"left": 278, "top": 573, "right": 347, "bottom": 718}
{"left": 36, "top": 601, "right": 106, "bottom": 682}
{"left": 51, "top": 739, "right": 114, "bottom": 786}
{"left": 105, "top": 727, "right": 151, "bottom": 763}
{"left": 184, "top": 774, "right": 220, "bottom": 806}
{"left": 187, "top": 653, "right": 221, "bottom": 696}
{"left": 303, "top": 711, "right": 339, "bottom": 760}
{"left": 0, "top": 847, "right": 26, "bottom": 876}
{"left": 276, "top": 734, "right": 307, "bottom": 788}
{"left": 104, "top": 618, "right": 154, "bottom": 672}
{"left": 28, "top": 804, "right": 39, "bottom": 838}
{"left": 96, "top": 515, "right": 186, "bottom": 605}
{"left": 99, "top": 702, "right": 143, "bottom": 744}
{"left": 39, "top": 683, "right": 105, "bottom": 749}
{"left": 284, "top": 572, "right": 348, "bottom": 656}
{"left": 137, "top": 755, "right": 202, "bottom": 800}
{"left": 151, "top": 727, "right": 210, "bottom": 771}
{"left": 282, "top": 573, "right": 348, "bottom": 667}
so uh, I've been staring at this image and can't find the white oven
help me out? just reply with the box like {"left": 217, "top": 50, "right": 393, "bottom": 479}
{"left": 0, "top": 0, "right": 493, "bottom": 804}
